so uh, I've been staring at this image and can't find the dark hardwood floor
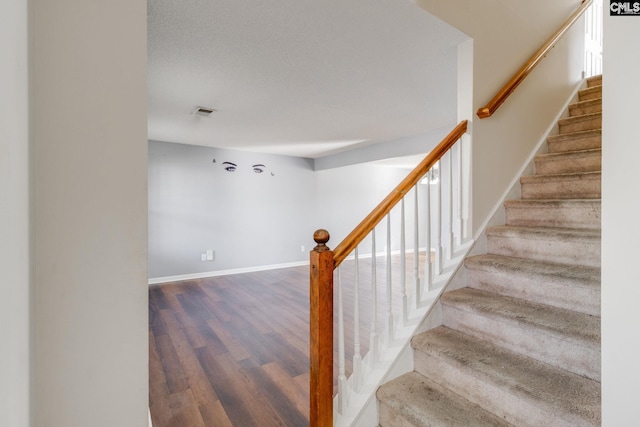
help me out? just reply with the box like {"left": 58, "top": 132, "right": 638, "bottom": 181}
{"left": 149, "top": 253, "right": 425, "bottom": 426}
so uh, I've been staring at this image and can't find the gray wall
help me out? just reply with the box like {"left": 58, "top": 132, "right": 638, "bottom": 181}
{"left": 31, "top": 1, "right": 149, "bottom": 426}
{"left": 602, "top": 4, "right": 640, "bottom": 423}
{"left": 1, "top": 0, "right": 30, "bottom": 425}
{"left": 149, "top": 141, "right": 316, "bottom": 277}
{"left": 149, "top": 141, "right": 417, "bottom": 279}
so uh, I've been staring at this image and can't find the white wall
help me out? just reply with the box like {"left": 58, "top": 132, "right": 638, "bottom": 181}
{"left": 601, "top": 4, "right": 640, "bottom": 424}
{"left": 0, "top": 0, "right": 30, "bottom": 426}
{"left": 32, "top": 1, "right": 148, "bottom": 426}
{"left": 314, "top": 125, "right": 456, "bottom": 171}
{"left": 315, "top": 163, "right": 423, "bottom": 250}
{"left": 416, "top": 0, "right": 585, "bottom": 234}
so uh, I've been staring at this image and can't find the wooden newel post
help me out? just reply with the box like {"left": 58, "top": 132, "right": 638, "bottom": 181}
{"left": 310, "top": 229, "right": 334, "bottom": 427}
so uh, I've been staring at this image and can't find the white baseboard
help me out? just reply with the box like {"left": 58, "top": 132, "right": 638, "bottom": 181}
{"left": 148, "top": 260, "right": 309, "bottom": 285}
{"left": 148, "top": 248, "right": 434, "bottom": 285}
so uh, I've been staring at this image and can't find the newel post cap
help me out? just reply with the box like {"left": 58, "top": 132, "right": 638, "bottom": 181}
{"left": 313, "top": 229, "right": 330, "bottom": 252}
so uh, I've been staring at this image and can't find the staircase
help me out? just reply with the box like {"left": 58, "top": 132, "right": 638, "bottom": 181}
{"left": 376, "top": 75, "right": 602, "bottom": 426}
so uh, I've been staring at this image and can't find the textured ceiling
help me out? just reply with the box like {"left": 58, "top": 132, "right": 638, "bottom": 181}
{"left": 147, "top": 0, "right": 468, "bottom": 158}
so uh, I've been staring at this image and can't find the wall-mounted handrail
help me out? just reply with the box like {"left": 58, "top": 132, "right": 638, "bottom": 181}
{"left": 477, "top": 0, "right": 592, "bottom": 119}
{"left": 332, "top": 120, "right": 468, "bottom": 267}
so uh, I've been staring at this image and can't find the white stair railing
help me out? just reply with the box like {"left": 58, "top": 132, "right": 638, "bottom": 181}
{"left": 309, "top": 121, "right": 471, "bottom": 426}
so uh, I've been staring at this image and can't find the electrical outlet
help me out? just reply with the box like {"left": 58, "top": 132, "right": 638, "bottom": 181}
{"left": 201, "top": 253, "right": 207, "bottom": 261}
{"left": 206, "top": 249, "right": 214, "bottom": 261}
{"left": 301, "top": 245, "right": 305, "bottom": 252}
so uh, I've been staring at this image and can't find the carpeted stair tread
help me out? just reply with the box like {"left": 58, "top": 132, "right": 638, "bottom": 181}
{"left": 520, "top": 171, "right": 601, "bottom": 199}
{"left": 557, "top": 112, "right": 601, "bottom": 133}
{"left": 377, "top": 371, "right": 514, "bottom": 427}
{"left": 486, "top": 225, "right": 600, "bottom": 267}
{"left": 546, "top": 129, "right": 601, "bottom": 153}
{"left": 534, "top": 148, "right": 601, "bottom": 175}
{"left": 504, "top": 198, "right": 600, "bottom": 229}
{"left": 520, "top": 171, "right": 601, "bottom": 183}
{"left": 441, "top": 288, "right": 600, "bottom": 380}
{"left": 464, "top": 253, "right": 600, "bottom": 316}
{"left": 412, "top": 327, "right": 601, "bottom": 427}
{"left": 569, "top": 97, "right": 602, "bottom": 116}
{"left": 578, "top": 85, "right": 602, "bottom": 101}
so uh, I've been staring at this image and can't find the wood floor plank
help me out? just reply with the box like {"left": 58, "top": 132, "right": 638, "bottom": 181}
{"left": 149, "top": 380, "right": 170, "bottom": 408}
{"left": 166, "top": 389, "right": 207, "bottom": 427}
{"left": 149, "top": 392, "right": 174, "bottom": 427}
{"left": 194, "top": 348, "right": 259, "bottom": 426}
{"left": 239, "top": 358, "right": 309, "bottom": 427}
{"left": 197, "top": 349, "right": 288, "bottom": 426}
{"left": 170, "top": 327, "right": 221, "bottom": 406}
{"left": 262, "top": 362, "right": 309, "bottom": 419}
{"left": 205, "top": 322, "right": 251, "bottom": 362}
{"left": 264, "top": 332, "right": 308, "bottom": 377}
{"left": 154, "top": 334, "right": 189, "bottom": 394}
{"left": 182, "top": 326, "right": 207, "bottom": 349}
{"left": 160, "top": 285, "right": 188, "bottom": 313}
{"left": 149, "top": 332, "right": 166, "bottom": 385}
{"left": 195, "top": 323, "right": 229, "bottom": 355}
{"left": 199, "top": 400, "right": 234, "bottom": 427}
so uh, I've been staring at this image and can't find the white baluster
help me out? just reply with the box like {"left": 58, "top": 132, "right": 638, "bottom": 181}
{"left": 369, "top": 229, "right": 378, "bottom": 369}
{"left": 447, "top": 150, "right": 455, "bottom": 261}
{"left": 434, "top": 161, "right": 443, "bottom": 276}
{"left": 352, "top": 247, "right": 363, "bottom": 393}
{"left": 425, "top": 172, "right": 433, "bottom": 292}
{"left": 455, "top": 141, "right": 463, "bottom": 248}
{"left": 337, "top": 267, "right": 348, "bottom": 414}
{"left": 413, "top": 187, "right": 421, "bottom": 309}
{"left": 400, "top": 198, "right": 408, "bottom": 325}
{"left": 385, "top": 214, "right": 393, "bottom": 346}
{"left": 461, "top": 135, "right": 471, "bottom": 242}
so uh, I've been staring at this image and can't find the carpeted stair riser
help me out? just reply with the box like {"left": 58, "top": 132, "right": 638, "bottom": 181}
{"left": 486, "top": 225, "right": 600, "bottom": 268}
{"left": 440, "top": 288, "right": 600, "bottom": 380}
{"left": 558, "top": 112, "right": 602, "bottom": 133}
{"left": 464, "top": 254, "right": 600, "bottom": 316}
{"left": 504, "top": 199, "right": 601, "bottom": 229}
{"left": 586, "top": 75, "right": 602, "bottom": 87}
{"left": 377, "top": 372, "right": 513, "bottom": 427}
{"left": 520, "top": 171, "right": 601, "bottom": 199}
{"left": 534, "top": 148, "right": 601, "bottom": 175}
{"left": 578, "top": 85, "right": 602, "bottom": 101}
{"left": 412, "top": 327, "right": 601, "bottom": 427}
{"left": 546, "top": 129, "right": 601, "bottom": 153}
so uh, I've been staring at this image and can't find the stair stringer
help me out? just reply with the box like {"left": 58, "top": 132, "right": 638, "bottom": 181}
{"left": 352, "top": 79, "right": 585, "bottom": 427}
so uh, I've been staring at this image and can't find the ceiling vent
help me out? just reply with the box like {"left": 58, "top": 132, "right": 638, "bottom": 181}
{"left": 192, "top": 106, "right": 216, "bottom": 117}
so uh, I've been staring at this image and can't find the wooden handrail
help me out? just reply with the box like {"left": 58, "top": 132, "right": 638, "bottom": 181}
{"left": 477, "top": 0, "right": 592, "bottom": 119}
{"left": 332, "top": 120, "right": 468, "bottom": 268}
